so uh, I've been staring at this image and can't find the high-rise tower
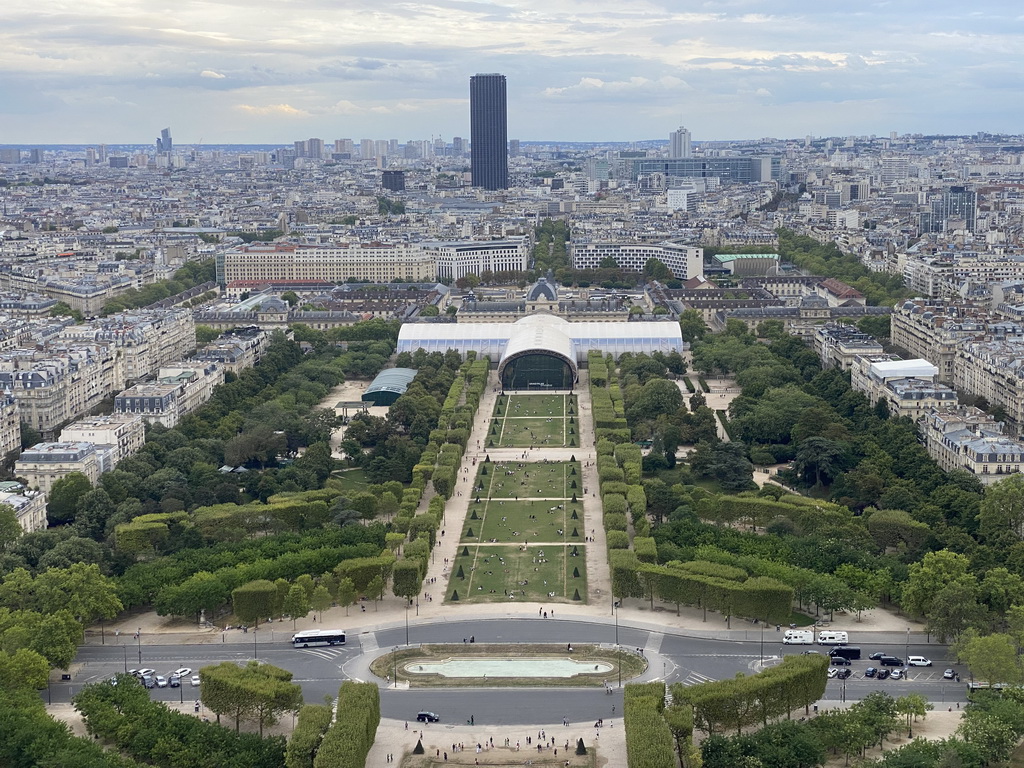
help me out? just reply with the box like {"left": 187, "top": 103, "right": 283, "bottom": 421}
{"left": 669, "top": 126, "right": 691, "bottom": 159}
{"left": 470, "top": 73, "right": 508, "bottom": 190}
{"left": 157, "top": 127, "right": 172, "bottom": 154}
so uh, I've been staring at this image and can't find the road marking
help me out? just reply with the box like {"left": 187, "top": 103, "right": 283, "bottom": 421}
{"left": 645, "top": 632, "right": 664, "bottom": 657}
{"left": 298, "top": 648, "right": 348, "bottom": 661}
{"left": 681, "top": 671, "right": 715, "bottom": 686}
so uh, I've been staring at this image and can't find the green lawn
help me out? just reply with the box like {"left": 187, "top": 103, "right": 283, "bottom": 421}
{"left": 330, "top": 468, "right": 370, "bottom": 493}
{"left": 488, "top": 394, "right": 579, "bottom": 448}
{"left": 475, "top": 460, "right": 583, "bottom": 499}
{"left": 464, "top": 498, "right": 584, "bottom": 544}
{"left": 448, "top": 544, "right": 586, "bottom": 604}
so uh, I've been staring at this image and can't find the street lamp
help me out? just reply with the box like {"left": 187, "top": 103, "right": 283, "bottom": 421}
{"left": 253, "top": 627, "right": 258, "bottom": 660}
{"left": 905, "top": 627, "right": 910, "bottom": 664}
{"left": 614, "top": 599, "right": 621, "bottom": 689}
{"left": 393, "top": 647, "right": 397, "bottom": 688}
{"left": 759, "top": 619, "right": 765, "bottom": 666}
{"left": 405, "top": 601, "right": 410, "bottom": 646}
{"left": 137, "top": 628, "right": 142, "bottom": 664}
{"left": 122, "top": 645, "right": 128, "bottom": 674}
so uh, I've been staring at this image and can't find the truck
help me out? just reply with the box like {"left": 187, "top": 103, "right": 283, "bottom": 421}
{"left": 817, "top": 630, "right": 849, "bottom": 645}
{"left": 782, "top": 629, "right": 814, "bottom": 645}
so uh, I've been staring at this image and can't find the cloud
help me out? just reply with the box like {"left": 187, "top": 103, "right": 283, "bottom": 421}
{"left": 200, "top": 70, "right": 226, "bottom": 79}
{"left": 234, "top": 103, "right": 309, "bottom": 117}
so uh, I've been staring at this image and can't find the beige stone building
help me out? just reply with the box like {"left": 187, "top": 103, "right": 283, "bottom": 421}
{"left": 0, "top": 393, "right": 19, "bottom": 461}
{"left": 114, "top": 362, "right": 223, "bottom": 429}
{"left": 0, "top": 483, "right": 47, "bottom": 533}
{"left": 220, "top": 243, "right": 437, "bottom": 284}
{"left": 953, "top": 339, "right": 1024, "bottom": 432}
{"left": 920, "top": 407, "right": 1024, "bottom": 484}
{"left": 14, "top": 441, "right": 111, "bottom": 493}
{"left": 851, "top": 356, "right": 958, "bottom": 419}
{"left": 59, "top": 413, "right": 145, "bottom": 465}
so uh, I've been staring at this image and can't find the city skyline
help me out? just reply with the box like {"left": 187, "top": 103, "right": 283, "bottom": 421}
{"left": 0, "top": 2, "right": 1021, "bottom": 144}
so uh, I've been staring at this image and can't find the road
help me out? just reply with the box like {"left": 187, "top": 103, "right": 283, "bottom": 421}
{"left": 60, "top": 618, "right": 968, "bottom": 725}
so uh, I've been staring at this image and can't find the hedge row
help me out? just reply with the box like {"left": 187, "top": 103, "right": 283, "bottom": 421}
{"left": 678, "top": 654, "right": 828, "bottom": 735}
{"left": 285, "top": 704, "right": 333, "bottom": 768}
{"left": 313, "top": 682, "right": 380, "bottom": 768}
{"left": 624, "top": 682, "right": 675, "bottom": 768}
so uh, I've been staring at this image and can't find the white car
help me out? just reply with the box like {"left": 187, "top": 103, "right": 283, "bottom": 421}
{"left": 155, "top": 675, "right": 168, "bottom": 688}
{"left": 171, "top": 667, "right": 192, "bottom": 678}
{"left": 190, "top": 675, "right": 201, "bottom": 687}
{"left": 907, "top": 656, "right": 932, "bottom": 667}
{"left": 827, "top": 667, "right": 838, "bottom": 679}
{"left": 136, "top": 668, "right": 155, "bottom": 678}
{"left": 890, "top": 669, "right": 904, "bottom": 680}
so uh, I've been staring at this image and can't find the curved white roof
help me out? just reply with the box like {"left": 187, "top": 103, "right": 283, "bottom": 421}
{"left": 396, "top": 317, "right": 685, "bottom": 361}
{"left": 497, "top": 315, "right": 577, "bottom": 380}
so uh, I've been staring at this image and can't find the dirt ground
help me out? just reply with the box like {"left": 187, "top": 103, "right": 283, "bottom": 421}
{"left": 369, "top": 718, "right": 622, "bottom": 768}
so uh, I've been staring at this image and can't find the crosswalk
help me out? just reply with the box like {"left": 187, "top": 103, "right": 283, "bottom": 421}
{"left": 680, "top": 670, "right": 716, "bottom": 687}
{"left": 296, "top": 646, "right": 349, "bottom": 662}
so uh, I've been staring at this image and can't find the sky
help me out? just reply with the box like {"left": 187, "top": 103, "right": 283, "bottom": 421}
{"left": 1, "top": 0, "right": 1022, "bottom": 145}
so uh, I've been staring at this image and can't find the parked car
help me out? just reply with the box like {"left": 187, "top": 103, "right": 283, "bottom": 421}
{"left": 137, "top": 668, "right": 155, "bottom": 678}
{"left": 890, "top": 669, "right": 904, "bottom": 680}
{"left": 831, "top": 657, "right": 851, "bottom": 666}
{"left": 127, "top": 669, "right": 139, "bottom": 678}
{"left": 171, "top": 668, "right": 192, "bottom": 679}
{"left": 879, "top": 656, "right": 904, "bottom": 667}
{"left": 802, "top": 650, "right": 820, "bottom": 655}
{"left": 155, "top": 676, "right": 168, "bottom": 688}
{"left": 837, "top": 668, "right": 852, "bottom": 680}
{"left": 827, "top": 667, "right": 839, "bottom": 679}
{"left": 169, "top": 676, "right": 180, "bottom": 688}
{"left": 868, "top": 652, "right": 886, "bottom": 661}
{"left": 191, "top": 675, "right": 201, "bottom": 687}
{"left": 943, "top": 669, "right": 956, "bottom": 680}
{"left": 877, "top": 669, "right": 890, "bottom": 680}
{"left": 417, "top": 711, "right": 440, "bottom": 723}
{"left": 864, "top": 667, "right": 877, "bottom": 678}
{"left": 907, "top": 656, "right": 932, "bottom": 667}
{"left": 141, "top": 675, "right": 156, "bottom": 688}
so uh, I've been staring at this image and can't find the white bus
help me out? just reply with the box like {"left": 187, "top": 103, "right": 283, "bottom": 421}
{"left": 291, "top": 629, "right": 346, "bottom": 647}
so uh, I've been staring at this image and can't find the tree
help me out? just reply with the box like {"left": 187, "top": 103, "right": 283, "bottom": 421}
{"left": 901, "top": 550, "right": 972, "bottom": 619}
{"left": 72, "top": 489, "right": 117, "bottom": 541}
{"left": 367, "top": 574, "right": 384, "bottom": 610}
{"left": 895, "top": 693, "right": 931, "bottom": 737}
{"left": 956, "top": 711, "right": 1018, "bottom": 765}
{"left": 626, "top": 378, "right": 684, "bottom": 423}
{"left": 156, "top": 570, "right": 229, "bottom": 623}
{"left": 959, "top": 633, "right": 1022, "bottom": 688}
{"left": 0, "top": 648, "right": 49, "bottom": 690}
{"left": 0, "top": 504, "right": 22, "bottom": 551}
{"left": 679, "top": 309, "right": 708, "bottom": 343}
{"left": 979, "top": 473, "right": 1024, "bottom": 541}
{"left": 201, "top": 660, "right": 302, "bottom": 734}
{"left": 392, "top": 560, "right": 423, "bottom": 605}
{"left": 643, "top": 257, "right": 672, "bottom": 281}
{"left": 232, "top": 580, "right": 277, "bottom": 628}
{"left": 310, "top": 585, "right": 332, "bottom": 621}
{"left": 46, "top": 472, "right": 92, "bottom": 525}
{"left": 33, "top": 562, "right": 123, "bottom": 624}
{"left": 794, "top": 437, "right": 846, "bottom": 487}
{"left": 927, "top": 578, "right": 986, "bottom": 643}
{"left": 337, "top": 577, "right": 356, "bottom": 616}
{"left": 283, "top": 584, "right": 311, "bottom": 629}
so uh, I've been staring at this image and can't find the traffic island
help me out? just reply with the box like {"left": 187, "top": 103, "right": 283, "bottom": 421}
{"left": 370, "top": 643, "right": 646, "bottom": 688}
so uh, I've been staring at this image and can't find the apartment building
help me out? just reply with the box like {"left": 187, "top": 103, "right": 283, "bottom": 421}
{"left": 59, "top": 413, "right": 145, "bottom": 465}
{"left": 813, "top": 324, "right": 884, "bottom": 371}
{"left": 424, "top": 240, "right": 530, "bottom": 281}
{"left": 191, "top": 327, "right": 267, "bottom": 375}
{"left": 953, "top": 340, "right": 1024, "bottom": 432}
{"left": 850, "top": 355, "right": 958, "bottom": 419}
{"left": 890, "top": 300, "right": 996, "bottom": 384}
{"left": 14, "top": 441, "right": 113, "bottom": 493}
{"left": 571, "top": 241, "right": 703, "bottom": 280}
{"left": 0, "top": 393, "right": 18, "bottom": 461}
{"left": 920, "top": 407, "right": 1024, "bottom": 485}
{"left": 0, "top": 483, "right": 47, "bottom": 533}
{"left": 115, "top": 362, "right": 222, "bottom": 428}
{"left": 218, "top": 243, "right": 437, "bottom": 284}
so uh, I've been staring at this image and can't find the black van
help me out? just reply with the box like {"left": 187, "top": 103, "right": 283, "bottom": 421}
{"left": 829, "top": 646, "right": 861, "bottom": 661}
{"left": 879, "top": 656, "right": 904, "bottom": 667}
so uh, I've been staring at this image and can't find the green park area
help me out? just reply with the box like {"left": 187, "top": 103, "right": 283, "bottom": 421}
{"left": 488, "top": 394, "right": 580, "bottom": 448}
{"left": 474, "top": 460, "right": 583, "bottom": 499}
{"left": 463, "top": 498, "right": 583, "bottom": 543}
{"left": 448, "top": 543, "right": 586, "bottom": 604}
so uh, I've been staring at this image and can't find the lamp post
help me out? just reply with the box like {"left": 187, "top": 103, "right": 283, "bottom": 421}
{"left": 136, "top": 628, "right": 142, "bottom": 664}
{"left": 905, "top": 627, "right": 910, "bottom": 664}
{"left": 122, "top": 645, "right": 128, "bottom": 674}
{"left": 759, "top": 619, "right": 765, "bottom": 666}
{"left": 405, "top": 602, "right": 410, "bottom": 646}
{"left": 253, "top": 627, "right": 258, "bottom": 660}
{"left": 393, "top": 647, "right": 397, "bottom": 688}
{"left": 614, "top": 599, "right": 621, "bottom": 689}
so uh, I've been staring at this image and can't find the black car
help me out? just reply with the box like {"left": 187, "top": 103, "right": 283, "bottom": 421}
{"left": 877, "top": 669, "right": 890, "bottom": 680}
{"left": 837, "top": 668, "right": 852, "bottom": 680}
{"left": 830, "top": 657, "right": 851, "bottom": 666}
{"left": 868, "top": 652, "right": 885, "bottom": 661}
{"left": 417, "top": 711, "right": 440, "bottom": 723}
{"left": 879, "top": 656, "right": 904, "bottom": 667}
{"left": 864, "top": 667, "right": 877, "bottom": 678}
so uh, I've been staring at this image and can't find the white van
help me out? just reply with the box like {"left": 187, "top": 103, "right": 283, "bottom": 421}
{"left": 817, "top": 630, "right": 849, "bottom": 646}
{"left": 782, "top": 629, "right": 814, "bottom": 645}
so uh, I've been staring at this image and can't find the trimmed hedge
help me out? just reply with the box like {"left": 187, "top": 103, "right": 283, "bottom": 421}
{"left": 313, "top": 682, "right": 380, "bottom": 768}
{"left": 285, "top": 704, "right": 333, "bottom": 768}
{"left": 624, "top": 682, "right": 676, "bottom": 768}
{"left": 606, "top": 530, "right": 630, "bottom": 549}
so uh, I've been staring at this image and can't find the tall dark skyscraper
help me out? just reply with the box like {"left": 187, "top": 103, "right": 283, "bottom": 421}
{"left": 157, "top": 127, "right": 172, "bottom": 153}
{"left": 470, "top": 73, "right": 508, "bottom": 190}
